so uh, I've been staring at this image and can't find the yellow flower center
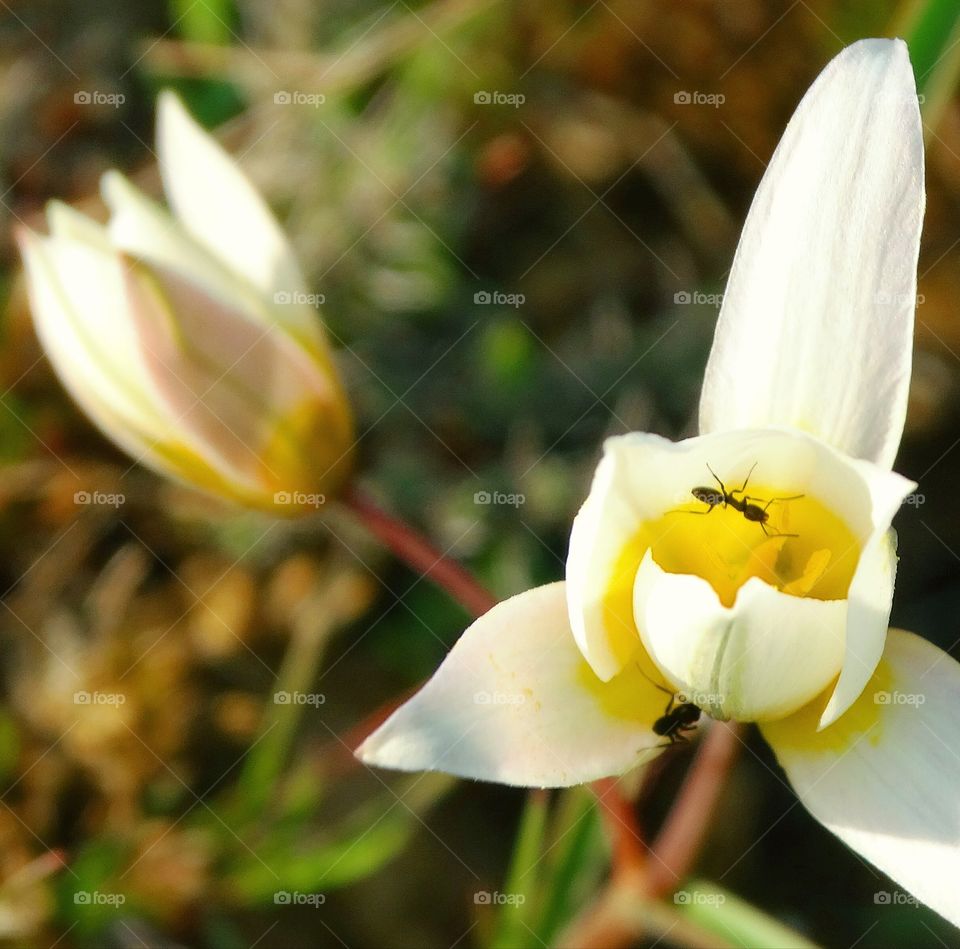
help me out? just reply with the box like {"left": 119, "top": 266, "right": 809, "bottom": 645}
{"left": 598, "top": 480, "right": 862, "bottom": 669}
{"left": 647, "top": 484, "right": 860, "bottom": 607}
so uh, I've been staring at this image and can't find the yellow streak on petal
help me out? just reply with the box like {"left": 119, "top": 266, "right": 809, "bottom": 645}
{"left": 576, "top": 644, "right": 668, "bottom": 724}
{"left": 762, "top": 658, "right": 892, "bottom": 752}
{"left": 259, "top": 394, "right": 354, "bottom": 499}
{"left": 599, "top": 530, "right": 658, "bottom": 670}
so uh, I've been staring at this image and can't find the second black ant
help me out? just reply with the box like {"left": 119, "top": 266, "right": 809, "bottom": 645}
{"left": 637, "top": 665, "right": 702, "bottom": 746}
{"left": 685, "top": 462, "right": 803, "bottom": 538}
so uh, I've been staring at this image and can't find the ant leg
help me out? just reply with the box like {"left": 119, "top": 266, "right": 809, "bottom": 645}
{"left": 761, "top": 493, "right": 804, "bottom": 511}
{"left": 667, "top": 508, "right": 714, "bottom": 516}
{"left": 705, "top": 463, "right": 728, "bottom": 506}
{"left": 758, "top": 521, "right": 798, "bottom": 539}
{"left": 730, "top": 462, "right": 758, "bottom": 500}
{"left": 635, "top": 663, "right": 675, "bottom": 699}
{"left": 758, "top": 494, "right": 802, "bottom": 538}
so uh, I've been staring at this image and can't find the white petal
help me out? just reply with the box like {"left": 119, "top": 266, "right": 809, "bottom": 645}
{"left": 819, "top": 530, "right": 896, "bottom": 728}
{"left": 17, "top": 228, "right": 262, "bottom": 496}
{"left": 46, "top": 200, "right": 111, "bottom": 251}
{"left": 17, "top": 227, "right": 161, "bottom": 435}
{"left": 566, "top": 432, "right": 677, "bottom": 681}
{"left": 156, "top": 91, "right": 306, "bottom": 302}
{"left": 103, "top": 170, "right": 330, "bottom": 359}
{"left": 566, "top": 427, "right": 910, "bottom": 690}
{"left": 634, "top": 555, "right": 846, "bottom": 721}
{"left": 357, "top": 583, "right": 670, "bottom": 787}
{"left": 762, "top": 630, "right": 960, "bottom": 929}
{"left": 699, "top": 39, "right": 924, "bottom": 469}
{"left": 120, "top": 256, "right": 337, "bottom": 491}
{"left": 102, "top": 172, "right": 260, "bottom": 315}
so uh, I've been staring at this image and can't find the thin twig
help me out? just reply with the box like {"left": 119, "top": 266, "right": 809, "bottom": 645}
{"left": 342, "top": 484, "right": 497, "bottom": 617}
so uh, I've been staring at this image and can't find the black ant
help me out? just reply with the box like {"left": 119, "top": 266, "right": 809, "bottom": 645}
{"left": 637, "top": 665, "right": 702, "bottom": 745}
{"left": 687, "top": 463, "right": 803, "bottom": 538}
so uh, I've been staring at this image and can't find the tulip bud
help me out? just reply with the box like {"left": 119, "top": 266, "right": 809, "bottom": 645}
{"left": 16, "top": 92, "right": 353, "bottom": 514}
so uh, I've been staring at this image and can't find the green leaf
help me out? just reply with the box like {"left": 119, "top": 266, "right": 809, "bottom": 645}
{"left": 895, "top": 0, "right": 960, "bottom": 135}
{"left": 489, "top": 791, "right": 550, "bottom": 949}
{"left": 674, "top": 879, "right": 820, "bottom": 949}
{"left": 222, "top": 774, "right": 455, "bottom": 902}
{"left": 169, "top": 0, "right": 235, "bottom": 46}
{"left": 533, "top": 788, "right": 607, "bottom": 944}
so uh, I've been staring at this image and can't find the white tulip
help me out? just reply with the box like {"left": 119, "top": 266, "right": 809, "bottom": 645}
{"left": 17, "top": 92, "right": 353, "bottom": 513}
{"left": 358, "top": 40, "right": 960, "bottom": 929}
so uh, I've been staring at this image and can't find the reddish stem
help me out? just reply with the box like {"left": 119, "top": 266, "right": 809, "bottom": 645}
{"left": 559, "top": 723, "right": 743, "bottom": 948}
{"left": 591, "top": 778, "right": 647, "bottom": 877}
{"left": 645, "top": 720, "right": 743, "bottom": 897}
{"left": 342, "top": 484, "right": 497, "bottom": 618}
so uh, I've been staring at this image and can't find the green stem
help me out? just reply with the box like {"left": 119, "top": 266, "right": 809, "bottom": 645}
{"left": 235, "top": 579, "right": 343, "bottom": 816}
{"left": 490, "top": 791, "right": 550, "bottom": 949}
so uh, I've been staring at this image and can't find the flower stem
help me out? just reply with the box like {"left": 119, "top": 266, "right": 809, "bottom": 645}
{"left": 556, "top": 721, "right": 743, "bottom": 948}
{"left": 645, "top": 720, "right": 743, "bottom": 897}
{"left": 342, "top": 483, "right": 497, "bottom": 617}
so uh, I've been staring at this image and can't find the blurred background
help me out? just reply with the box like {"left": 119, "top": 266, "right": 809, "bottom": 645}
{"left": 1, "top": 0, "right": 959, "bottom": 946}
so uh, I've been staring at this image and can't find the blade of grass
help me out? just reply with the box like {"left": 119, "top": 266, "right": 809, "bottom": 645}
{"left": 489, "top": 791, "right": 550, "bottom": 949}
{"left": 675, "top": 879, "right": 820, "bottom": 949}
{"left": 893, "top": 0, "right": 960, "bottom": 137}
{"left": 534, "top": 788, "right": 607, "bottom": 945}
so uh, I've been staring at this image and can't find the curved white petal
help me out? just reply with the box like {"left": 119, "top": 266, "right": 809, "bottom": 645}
{"left": 567, "top": 427, "right": 911, "bottom": 695}
{"left": 17, "top": 227, "right": 162, "bottom": 435}
{"left": 566, "top": 433, "right": 677, "bottom": 681}
{"left": 120, "top": 256, "right": 339, "bottom": 490}
{"left": 819, "top": 529, "right": 897, "bottom": 728}
{"left": 102, "top": 172, "right": 261, "bottom": 315}
{"left": 762, "top": 630, "right": 960, "bottom": 928}
{"left": 699, "top": 38, "right": 924, "bottom": 469}
{"left": 17, "top": 228, "right": 267, "bottom": 498}
{"left": 634, "top": 555, "right": 846, "bottom": 721}
{"left": 46, "top": 200, "right": 111, "bottom": 251}
{"left": 357, "top": 583, "right": 670, "bottom": 787}
{"left": 156, "top": 91, "right": 306, "bottom": 302}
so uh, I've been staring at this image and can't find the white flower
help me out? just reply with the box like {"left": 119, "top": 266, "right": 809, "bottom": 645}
{"left": 17, "top": 92, "right": 353, "bottom": 512}
{"left": 358, "top": 40, "right": 960, "bottom": 927}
